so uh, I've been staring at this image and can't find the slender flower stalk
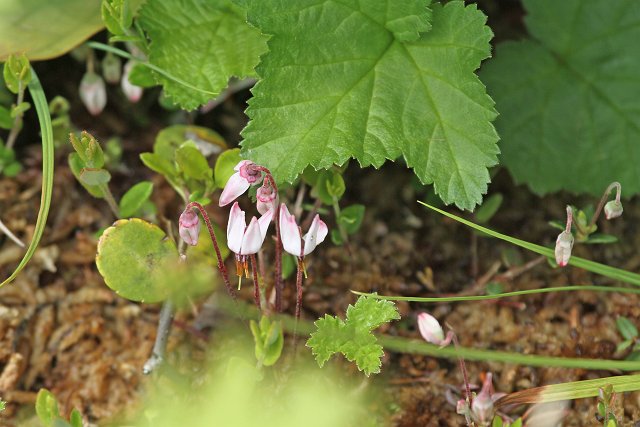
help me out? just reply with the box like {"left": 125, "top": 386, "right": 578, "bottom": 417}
{"left": 183, "top": 202, "right": 235, "bottom": 298}
{"left": 250, "top": 254, "right": 261, "bottom": 311}
{"left": 589, "top": 181, "right": 622, "bottom": 227}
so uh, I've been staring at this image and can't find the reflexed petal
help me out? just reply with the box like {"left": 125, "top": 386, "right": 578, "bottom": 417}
{"left": 219, "top": 172, "right": 251, "bottom": 206}
{"left": 302, "top": 214, "right": 328, "bottom": 256}
{"left": 257, "top": 207, "right": 274, "bottom": 239}
{"left": 278, "top": 203, "right": 301, "bottom": 256}
{"left": 240, "top": 217, "right": 262, "bottom": 255}
{"left": 417, "top": 312, "right": 445, "bottom": 345}
{"left": 226, "top": 202, "right": 245, "bottom": 254}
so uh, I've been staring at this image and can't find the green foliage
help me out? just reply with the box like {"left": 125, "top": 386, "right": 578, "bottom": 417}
{"left": 3, "top": 54, "right": 31, "bottom": 94}
{"left": 79, "top": 168, "right": 111, "bottom": 186}
{"left": 250, "top": 316, "right": 284, "bottom": 367}
{"left": 35, "top": 389, "right": 83, "bottom": 427}
{"left": 69, "top": 131, "right": 104, "bottom": 168}
{"left": 140, "top": 125, "right": 224, "bottom": 203}
{"left": 338, "top": 204, "right": 365, "bottom": 235}
{"left": 0, "top": 398, "right": 4, "bottom": 412}
{"left": 475, "top": 193, "right": 503, "bottom": 224}
{"left": 312, "top": 170, "right": 345, "bottom": 205}
{"left": 241, "top": 0, "right": 498, "bottom": 210}
{"left": 0, "top": 142, "right": 22, "bottom": 177}
{"left": 118, "top": 181, "right": 154, "bottom": 218}
{"left": 307, "top": 295, "right": 400, "bottom": 376}
{"left": 0, "top": 0, "right": 103, "bottom": 60}
{"left": 616, "top": 317, "right": 638, "bottom": 341}
{"left": 137, "top": 0, "right": 268, "bottom": 109}
{"left": 96, "top": 218, "right": 180, "bottom": 302}
{"left": 0, "top": 105, "right": 11, "bottom": 129}
{"left": 214, "top": 148, "right": 242, "bottom": 190}
{"left": 481, "top": 0, "right": 640, "bottom": 197}
{"left": 101, "top": 0, "right": 134, "bottom": 37}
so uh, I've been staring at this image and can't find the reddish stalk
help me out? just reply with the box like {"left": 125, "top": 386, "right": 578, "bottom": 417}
{"left": 588, "top": 181, "right": 621, "bottom": 230}
{"left": 451, "top": 332, "right": 473, "bottom": 426}
{"left": 250, "top": 254, "right": 261, "bottom": 311}
{"left": 257, "top": 170, "right": 283, "bottom": 312}
{"left": 186, "top": 202, "right": 235, "bottom": 298}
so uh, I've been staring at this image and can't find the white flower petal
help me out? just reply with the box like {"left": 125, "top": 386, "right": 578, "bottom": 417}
{"left": 278, "top": 203, "right": 301, "bottom": 256}
{"left": 219, "top": 172, "right": 250, "bottom": 207}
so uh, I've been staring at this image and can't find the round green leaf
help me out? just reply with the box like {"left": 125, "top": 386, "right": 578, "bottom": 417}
{"left": 175, "top": 144, "right": 212, "bottom": 180}
{"left": 96, "top": 218, "right": 179, "bottom": 302}
{"left": 338, "top": 204, "right": 365, "bottom": 235}
{"left": 0, "top": 0, "right": 103, "bottom": 61}
{"left": 79, "top": 168, "right": 111, "bottom": 186}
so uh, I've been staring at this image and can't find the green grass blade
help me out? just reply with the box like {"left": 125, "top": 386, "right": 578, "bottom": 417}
{"left": 496, "top": 374, "right": 640, "bottom": 407}
{"left": 353, "top": 285, "right": 640, "bottom": 303}
{"left": 86, "top": 41, "right": 217, "bottom": 97}
{"left": 0, "top": 68, "right": 54, "bottom": 287}
{"left": 419, "top": 201, "right": 640, "bottom": 286}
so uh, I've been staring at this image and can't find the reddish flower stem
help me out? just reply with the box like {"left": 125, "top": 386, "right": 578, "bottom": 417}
{"left": 250, "top": 254, "right": 261, "bottom": 311}
{"left": 451, "top": 333, "right": 473, "bottom": 417}
{"left": 588, "top": 181, "right": 621, "bottom": 230}
{"left": 186, "top": 202, "right": 235, "bottom": 298}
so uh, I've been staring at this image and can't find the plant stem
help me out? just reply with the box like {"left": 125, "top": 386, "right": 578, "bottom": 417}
{"left": 186, "top": 202, "right": 235, "bottom": 298}
{"left": 295, "top": 257, "right": 304, "bottom": 319}
{"left": 6, "top": 82, "right": 24, "bottom": 150}
{"left": 143, "top": 299, "right": 174, "bottom": 375}
{"left": 589, "top": 182, "right": 621, "bottom": 230}
{"left": 451, "top": 332, "right": 473, "bottom": 426}
{"left": 99, "top": 183, "right": 120, "bottom": 217}
{"left": 564, "top": 205, "right": 573, "bottom": 233}
{"left": 250, "top": 254, "right": 261, "bottom": 311}
{"left": 332, "top": 197, "right": 349, "bottom": 245}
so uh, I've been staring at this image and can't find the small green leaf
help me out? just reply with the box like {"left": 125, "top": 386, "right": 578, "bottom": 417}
{"left": 307, "top": 295, "right": 400, "bottom": 376}
{"left": 510, "top": 419, "right": 522, "bottom": 427}
{"left": 0, "top": 399, "right": 5, "bottom": 412}
{"left": 584, "top": 234, "right": 618, "bottom": 245}
{"left": 140, "top": 152, "right": 176, "bottom": 178}
{"left": 492, "top": 416, "right": 503, "bottom": 427}
{"left": 475, "top": 193, "right": 503, "bottom": 223}
{"left": 338, "top": 204, "right": 365, "bottom": 235}
{"left": 175, "top": 144, "right": 212, "bottom": 181}
{"left": 214, "top": 148, "right": 242, "bottom": 189}
{"left": 313, "top": 170, "right": 343, "bottom": 205}
{"left": 281, "top": 254, "right": 296, "bottom": 279}
{"left": 101, "top": 0, "right": 133, "bottom": 36}
{"left": 96, "top": 218, "right": 180, "bottom": 302}
{"left": 3, "top": 54, "right": 31, "bottom": 93}
{"left": 35, "top": 389, "right": 59, "bottom": 427}
{"left": 3, "top": 161, "right": 22, "bottom": 177}
{"left": 69, "top": 131, "right": 105, "bottom": 168}
{"left": 69, "top": 409, "right": 83, "bottom": 427}
{"left": 10, "top": 101, "right": 30, "bottom": 117}
{"left": 119, "top": 181, "right": 154, "bottom": 218}
{"left": 79, "top": 168, "right": 111, "bottom": 186}
{"left": 616, "top": 317, "right": 638, "bottom": 341}
{"left": 69, "top": 153, "right": 104, "bottom": 198}
{"left": 0, "top": 105, "right": 12, "bottom": 129}
{"left": 128, "top": 63, "right": 157, "bottom": 87}
{"left": 486, "top": 282, "right": 504, "bottom": 295}
{"left": 330, "top": 229, "right": 344, "bottom": 246}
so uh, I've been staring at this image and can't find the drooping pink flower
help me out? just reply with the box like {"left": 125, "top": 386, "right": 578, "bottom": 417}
{"left": 79, "top": 72, "right": 107, "bottom": 116}
{"left": 256, "top": 184, "right": 277, "bottom": 215}
{"left": 226, "top": 201, "right": 273, "bottom": 256}
{"left": 279, "top": 203, "right": 327, "bottom": 257}
{"left": 417, "top": 312, "right": 453, "bottom": 347}
{"left": 179, "top": 208, "right": 200, "bottom": 246}
{"left": 121, "top": 60, "right": 143, "bottom": 103}
{"left": 219, "top": 160, "right": 263, "bottom": 207}
{"left": 604, "top": 200, "right": 623, "bottom": 220}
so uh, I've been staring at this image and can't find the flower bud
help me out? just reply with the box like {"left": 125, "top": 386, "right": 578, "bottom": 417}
{"left": 471, "top": 373, "right": 495, "bottom": 423}
{"left": 417, "top": 312, "right": 445, "bottom": 345}
{"left": 102, "top": 52, "right": 122, "bottom": 84}
{"left": 604, "top": 200, "right": 623, "bottom": 220}
{"left": 256, "top": 184, "right": 277, "bottom": 215}
{"left": 554, "top": 230, "right": 574, "bottom": 267}
{"left": 79, "top": 72, "right": 107, "bottom": 116}
{"left": 121, "top": 60, "right": 143, "bottom": 103}
{"left": 179, "top": 209, "right": 200, "bottom": 246}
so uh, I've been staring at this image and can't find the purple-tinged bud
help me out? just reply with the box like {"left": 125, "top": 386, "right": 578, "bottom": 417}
{"left": 554, "top": 230, "right": 574, "bottom": 267}
{"left": 179, "top": 209, "right": 200, "bottom": 246}
{"left": 79, "top": 72, "right": 107, "bottom": 116}
{"left": 417, "top": 312, "right": 452, "bottom": 347}
{"left": 471, "top": 373, "right": 495, "bottom": 424}
{"left": 121, "top": 60, "right": 143, "bottom": 103}
{"left": 604, "top": 200, "right": 623, "bottom": 220}
{"left": 256, "top": 184, "right": 277, "bottom": 215}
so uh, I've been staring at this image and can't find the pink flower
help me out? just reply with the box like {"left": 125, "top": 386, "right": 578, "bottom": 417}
{"left": 179, "top": 208, "right": 200, "bottom": 246}
{"left": 219, "top": 160, "right": 263, "bottom": 207}
{"left": 256, "top": 184, "right": 277, "bottom": 215}
{"left": 121, "top": 60, "right": 143, "bottom": 103}
{"left": 417, "top": 312, "right": 453, "bottom": 347}
{"left": 470, "top": 373, "right": 504, "bottom": 424}
{"left": 279, "top": 203, "right": 327, "bottom": 257}
{"left": 79, "top": 72, "right": 107, "bottom": 116}
{"left": 227, "top": 202, "right": 273, "bottom": 256}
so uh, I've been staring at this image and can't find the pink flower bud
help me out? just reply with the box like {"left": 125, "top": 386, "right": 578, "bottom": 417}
{"left": 256, "top": 184, "right": 277, "bottom": 215}
{"left": 604, "top": 200, "right": 623, "bottom": 220}
{"left": 554, "top": 230, "right": 574, "bottom": 267}
{"left": 417, "top": 312, "right": 448, "bottom": 346}
{"left": 219, "top": 161, "right": 262, "bottom": 207}
{"left": 79, "top": 72, "right": 107, "bottom": 116}
{"left": 121, "top": 60, "right": 143, "bottom": 103}
{"left": 179, "top": 208, "right": 200, "bottom": 246}
{"left": 471, "top": 373, "right": 495, "bottom": 423}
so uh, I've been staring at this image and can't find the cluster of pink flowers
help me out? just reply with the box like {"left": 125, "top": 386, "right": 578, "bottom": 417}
{"left": 179, "top": 160, "right": 327, "bottom": 313}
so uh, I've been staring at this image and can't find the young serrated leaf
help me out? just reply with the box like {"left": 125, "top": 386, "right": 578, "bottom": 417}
{"left": 119, "top": 181, "right": 153, "bottom": 218}
{"left": 138, "top": 0, "right": 268, "bottom": 109}
{"left": 307, "top": 295, "right": 399, "bottom": 376}
{"left": 241, "top": 0, "right": 498, "bottom": 210}
{"left": 481, "top": 0, "right": 640, "bottom": 197}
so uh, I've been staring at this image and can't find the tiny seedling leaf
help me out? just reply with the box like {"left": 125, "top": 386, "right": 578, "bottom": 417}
{"left": 69, "top": 153, "right": 104, "bottom": 198}
{"left": 96, "top": 218, "right": 179, "bottom": 302}
{"left": 79, "top": 168, "right": 111, "bottom": 186}
{"left": 35, "top": 389, "right": 59, "bottom": 426}
{"left": 69, "top": 409, "right": 82, "bottom": 427}
{"left": 616, "top": 317, "right": 639, "bottom": 341}
{"left": 118, "top": 181, "right": 154, "bottom": 218}
{"left": 307, "top": 295, "right": 400, "bottom": 376}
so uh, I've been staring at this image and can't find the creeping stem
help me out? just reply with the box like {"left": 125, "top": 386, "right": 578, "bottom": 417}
{"left": 186, "top": 202, "right": 235, "bottom": 298}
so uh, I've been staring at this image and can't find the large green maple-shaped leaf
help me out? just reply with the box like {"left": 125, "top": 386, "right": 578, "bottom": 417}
{"left": 138, "top": 0, "right": 268, "bottom": 110}
{"left": 481, "top": 0, "right": 640, "bottom": 196}
{"left": 241, "top": 0, "right": 498, "bottom": 210}
{"left": 306, "top": 295, "right": 399, "bottom": 376}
